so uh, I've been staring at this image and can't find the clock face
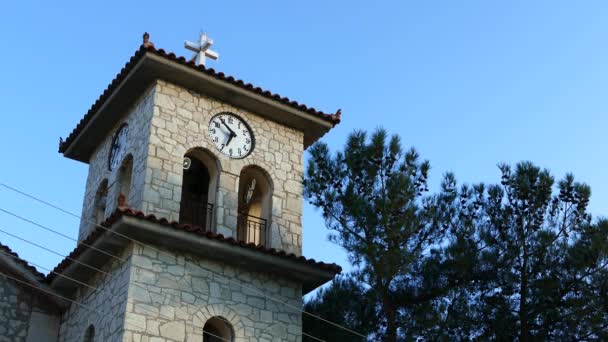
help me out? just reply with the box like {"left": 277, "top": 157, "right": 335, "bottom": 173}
{"left": 208, "top": 113, "right": 254, "bottom": 159}
{"left": 108, "top": 124, "right": 129, "bottom": 171}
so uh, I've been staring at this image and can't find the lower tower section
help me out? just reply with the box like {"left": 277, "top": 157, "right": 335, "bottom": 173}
{"left": 50, "top": 210, "right": 339, "bottom": 342}
{"left": 125, "top": 244, "right": 303, "bottom": 342}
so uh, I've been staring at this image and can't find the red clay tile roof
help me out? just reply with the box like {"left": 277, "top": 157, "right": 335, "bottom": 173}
{"left": 46, "top": 208, "right": 341, "bottom": 282}
{"left": 58, "top": 44, "right": 341, "bottom": 153}
{"left": 0, "top": 241, "right": 46, "bottom": 280}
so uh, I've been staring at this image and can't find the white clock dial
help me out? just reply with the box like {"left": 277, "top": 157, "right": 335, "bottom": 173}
{"left": 208, "top": 113, "right": 254, "bottom": 159}
{"left": 108, "top": 124, "right": 129, "bottom": 171}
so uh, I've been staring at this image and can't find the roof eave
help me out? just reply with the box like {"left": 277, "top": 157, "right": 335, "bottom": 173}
{"left": 0, "top": 250, "right": 69, "bottom": 310}
{"left": 61, "top": 50, "right": 337, "bottom": 163}
{"left": 61, "top": 54, "right": 149, "bottom": 162}
{"left": 49, "top": 215, "right": 339, "bottom": 295}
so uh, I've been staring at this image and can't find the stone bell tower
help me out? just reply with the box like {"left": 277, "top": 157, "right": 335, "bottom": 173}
{"left": 52, "top": 33, "right": 341, "bottom": 341}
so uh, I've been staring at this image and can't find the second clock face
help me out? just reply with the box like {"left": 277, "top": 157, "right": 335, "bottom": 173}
{"left": 208, "top": 113, "right": 254, "bottom": 159}
{"left": 108, "top": 123, "right": 129, "bottom": 171}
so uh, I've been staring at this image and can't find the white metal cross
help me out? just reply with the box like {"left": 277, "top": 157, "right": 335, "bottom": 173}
{"left": 184, "top": 32, "right": 219, "bottom": 66}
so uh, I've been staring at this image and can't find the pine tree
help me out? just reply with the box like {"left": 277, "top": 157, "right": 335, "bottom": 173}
{"left": 439, "top": 162, "right": 608, "bottom": 340}
{"left": 304, "top": 129, "right": 475, "bottom": 341}
{"left": 302, "top": 276, "right": 378, "bottom": 341}
{"left": 305, "top": 129, "right": 608, "bottom": 340}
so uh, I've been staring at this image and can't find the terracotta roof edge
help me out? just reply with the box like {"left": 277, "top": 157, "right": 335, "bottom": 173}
{"left": 59, "top": 44, "right": 341, "bottom": 154}
{"left": 0, "top": 242, "right": 46, "bottom": 280}
{"left": 46, "top": 207, "right": 341, "bottom": 282}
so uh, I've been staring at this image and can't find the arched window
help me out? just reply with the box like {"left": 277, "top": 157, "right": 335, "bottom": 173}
{"left": 93, "top": 180, "right": 108, "bottom": 225}
{"left": 179, "top": 148, "right": 220, "bottom": 231}
{"left": 203, "top": 317, "right": 234, "bottom": 342}
{"left": 116, "top": 154, "right": 133, "bottom": 208}
{"left": 237, "top": 165, "right": 272, "bottom": 246}
{"left": 83, "top": 324, "right": 95, "bottom": 342}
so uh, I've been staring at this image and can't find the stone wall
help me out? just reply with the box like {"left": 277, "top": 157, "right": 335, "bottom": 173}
{"left": 26, "top": 311, "right": 60, "bottom": 342}
{"left": 143, "top": 80, "right": 304, "bottom": 255}
{"left": 0, "top": 275, "right": 37, "bottom": 342}
{"left": 78, "top": 86, "right": 155, "bottom": 241}
{"left": 123, "top": 244, "right": 303, "bottom": 342}
{"left": 57, "top": 246, "right": 132, "bottom": 342}
{"left": 0, "top": 274, "right": 60, "bottom": 342}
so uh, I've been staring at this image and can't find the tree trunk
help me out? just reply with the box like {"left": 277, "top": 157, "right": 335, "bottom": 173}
{"left": 378, "top": 281, "right": 397, "bottom": 342}
{"left": 519, "top": 234, "right": 529, "bottom": 342}
{"left": 383, "top": 295, "right": 397, "bottom": 342}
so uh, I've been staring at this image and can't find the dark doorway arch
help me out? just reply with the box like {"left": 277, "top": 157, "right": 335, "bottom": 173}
{"left": 179, "top": 148, "right": 220, "bottom": 231}
{"left": 203, "top": 316, "right": 234, "bottom": 342}
{"left": 83, "top": 324, "right": 95, "bottom": 342}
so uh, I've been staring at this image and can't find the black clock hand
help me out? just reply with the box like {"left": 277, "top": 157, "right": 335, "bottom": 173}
{"left": 220, "top": 119, "right": 237, "bottom": 137}
{"left": 225, "top": 133, "right": 234, "bottom": 146}
{"left": 219, "top": 120, "right": 236, "bottom": 147}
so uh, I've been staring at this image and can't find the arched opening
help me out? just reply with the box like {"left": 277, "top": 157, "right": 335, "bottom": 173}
{"left": 116, "top": 154, "right": 133, "bottom": 208}
{"left": 83, "top": 324, "right": 95, "bottom": 342}
{"left": 93, "top": 180, "right": 108, "bottom": 225}
{"left": 203, "top": 316, "right": 234, "bottom": 342}
{"left": 237, "top": 165, "right": 272, "bottom": 246}
{"left": 179, "top": 148, "right": 220, "bottom": 231}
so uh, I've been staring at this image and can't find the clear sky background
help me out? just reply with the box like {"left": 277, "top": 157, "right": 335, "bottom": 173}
{"left": 0, "top": 1, "right": 607, "bottom": 287}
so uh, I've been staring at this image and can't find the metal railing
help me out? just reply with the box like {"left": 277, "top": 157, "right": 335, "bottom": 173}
{"left": 179, "top": 200, "right": 214, "bottom": 231}
{"left": 237, "top": 213, "right": 267, "bottom": 246}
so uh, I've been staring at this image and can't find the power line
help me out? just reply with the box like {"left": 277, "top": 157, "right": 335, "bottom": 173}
{"left": 0, "top": 269, "right": 102, "bottom": 314}
{"left": 0, "top": 233, "right": 235, "bottom": 342}
{"left": 303, "top": 331, "right": 329, "bottom": 342}
{"left": 0, "top": 229, "right": 326, "bottom": 342}
{"left": 0, "top": 269, "right": 233, "bottom": 342}
{"left": 0, "top": 248, "right": 95, "bottom": 292}
{"left": 0, "top": 226, "right": 114, "bottom": 277}
{"left": 0, "top": 182, "right": 367, "bottom": 340}
{"left": 0, "top": 207, "right": 124, "bottom": 262}
{"left": 0, "top": 224, "right": 321, "bottom": 342}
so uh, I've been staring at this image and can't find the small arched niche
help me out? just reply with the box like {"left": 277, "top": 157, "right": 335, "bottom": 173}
{"left": 237, "top": 165, "right": 273, "bottom": 246}
{"left": 93, "top": 179, "right": 108, "bottom": 225}
{"left": 116, "top": 154, "right": 133, "bottom": 208}
{"left": 203, "top": 316, "right": 234, "bottom": 342}
{"left": 83, "top": 324, "right": 95, "bottom": 342}
{"left": 179, "top": 148, "right": 220, "bottom": 231}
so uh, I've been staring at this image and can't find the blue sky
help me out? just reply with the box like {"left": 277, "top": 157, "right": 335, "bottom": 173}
{"left": 1, "top": 1, "right": 607, "bottom": 282}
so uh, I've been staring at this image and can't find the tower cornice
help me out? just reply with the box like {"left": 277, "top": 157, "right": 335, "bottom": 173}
{"left": 60, "top": 44, "right": 341, "bottom": 163}
{"left": 48, "top": 208, "right": 341, "bottom": 295}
